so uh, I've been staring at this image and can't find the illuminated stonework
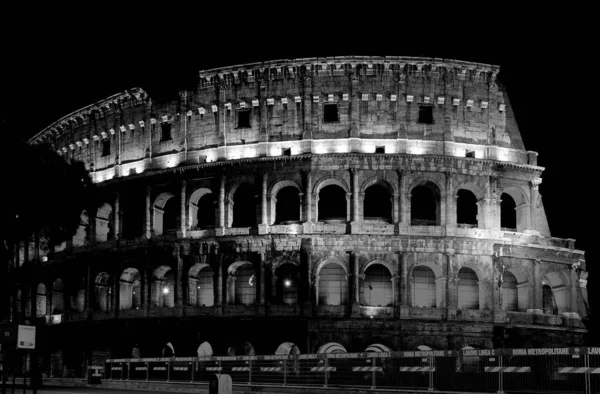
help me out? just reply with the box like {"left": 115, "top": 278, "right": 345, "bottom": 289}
{"left": 15, "top": 56, "right": 587, "bottom": 374}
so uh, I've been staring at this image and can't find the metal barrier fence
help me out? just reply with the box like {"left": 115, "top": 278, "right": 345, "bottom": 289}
{"left": 105, "top": 347, "right": 600, "bottom": 393}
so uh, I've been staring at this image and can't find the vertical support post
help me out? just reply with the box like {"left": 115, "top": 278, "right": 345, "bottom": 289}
{"left": 215, "top": 254, "right": 223, "bottom": 307}
{"left": 429, "top": 356, "right": 434, "bottom": 391}
{"left": 585, "top": 353, "right": 591, "bottom": 394}
{"left": 352, "top": 252, "right": 359, "bottom": 305}
{"left": 127, "top": 362, "right": 130, "bottom": 381}
{"left": 398, "top": 170, "right": 406, "bottom": 224}
{"left": 145, "top": 187, "right": 152, "bottom": 239}
{"left": 190, "top": 361, "right": 194, "bottom": 382}
{"left": 529, "top": 178, "right": 541, "bottom": 232}
{"left": 445, "top": 172, "right": 454, "bottom": 227}
{"left": 180, "top": 180, "right": 187, "bottom": 237}
{"left": 351, "top": 169, "right": 359, "bottom": 222}
{"left": 167, "top": 361, "right": 170, "bottom": 382}
{"left": 323, "top": 358, "right": 328, "bottom": 387}
{"left": 259, "top": 251, "right": 266, "bottom": 305}
{"left": 219, "top": 175, "right": 226, "bottom": 230}
{"left": 146, "top": 362, "right": 149, "bottom": 381}
{"left": 175, "top": 245, "right": 183, "bottom": 308}
{"left": 533, "top": 260, "right": 542, "bottom": 311}
{"left": 249, "top": 360, "right": 252, "bottom": 385}
{"left": 303, "top": 170, "right": 312, "bottom": 223}
{"left": 261, "top": 172, "right": 268, "bottom": 224}
{"left": 283, "top": 360, "right": 287, "bottom": 385}
{"left": 114, "top": 192, "right": 120, "bottom": 240}
{"left": 371, "top": 357, "right": 376, "bottom": 389}
{"left": 497, "top": 354, "right": 503, "bottom": 394}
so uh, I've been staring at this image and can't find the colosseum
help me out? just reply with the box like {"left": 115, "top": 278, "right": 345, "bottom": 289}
{"left": 16, "top": 55, "right": 589, "bottom": 375}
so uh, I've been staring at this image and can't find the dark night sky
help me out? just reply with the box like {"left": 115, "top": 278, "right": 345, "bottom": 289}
{"left": 1, "top": 10, "right": 593, "bottom": 281}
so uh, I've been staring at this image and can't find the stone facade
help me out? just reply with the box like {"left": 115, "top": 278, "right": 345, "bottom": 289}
{"left": 13, "top": 56, "right": 588, "bottom": 375}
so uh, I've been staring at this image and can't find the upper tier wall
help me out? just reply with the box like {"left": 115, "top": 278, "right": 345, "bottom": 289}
{"left": 29, "top": 57, "right": 527, "bottom": 178}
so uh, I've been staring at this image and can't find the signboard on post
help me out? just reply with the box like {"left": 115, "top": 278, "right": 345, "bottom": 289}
{"left": 16, "top": 325, "right": 35, "bottom": 350}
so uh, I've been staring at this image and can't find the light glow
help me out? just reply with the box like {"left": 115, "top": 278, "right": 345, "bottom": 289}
{"left": 284, "top": 279, "right": 292, "bottom": 288}
{"left": 162, "top": 287, "right": 170, "bottom": 295}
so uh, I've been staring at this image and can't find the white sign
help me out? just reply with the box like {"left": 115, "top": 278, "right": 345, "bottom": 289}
{"left": 17, "top": 325, "right": 36, "bottom": 349}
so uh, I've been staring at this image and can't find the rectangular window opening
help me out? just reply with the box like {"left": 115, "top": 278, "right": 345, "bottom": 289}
{"left": 237, "top": 110, "right": 251, "bottom": 129}
{"left": 282, "top": 148, "right": 291, "bottom": 156}
{"left": 418, "top": 105, "right": 434, "bottom": 124}
{"left": 466, "top": 151, "right": 475, "bottom": 158}
{"left": 323, "top": 103, "right": 339, "bottom": 123}
{"left": 375, "top": 146, "right": 385, "bottom": 154}
{"left": 160, "top": 123, "right": 172, "bottom": 142}
{"left": 101, "top": 140, "right": 110, "bottom": 157}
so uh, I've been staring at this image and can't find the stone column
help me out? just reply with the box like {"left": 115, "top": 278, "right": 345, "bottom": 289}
{"left": 390, "top": 275, "right": 397, "bottom": 307}
{"left": 259, "top": 172, "right": 269, "bottom": 234}
{"left": 392, "top": 193, "right": 400, "bottom": 224}
{"left": 215, "top": 254, "right": 223, "bottom": 306}
{"left": 399, "top": 252, "right": 408, "bottom": 307}
{"left": 314, "top": 274, "right": 320, "bottom": 305}
{"left": 346, "top": 193, "right": 352, "bottom": 222}
{"left": 259, "top": 252, "right": 266, "bottom": 305}
{"left": 145, "top": 187, "right": 152, "bottom": 239}
{"left": 352, "top": 252, "right": 359, "bottom": 304}
{"left": 218, "top": 175, "right": 226, "bottom": 234}
{"left": 304, "top": 170, "right": 312, "bottom": 223}
{"left": 570, "top": 267, "right": 579, "bottom": 316}
{"left": 180, "top": 180, "right": 187, "bottom": 236}
{"left": 446, "top": 253, "right": 457, "bottom": 309}
{"left": 532, "top": 259, "right": 542, "bottom": 312}
{"left": 175, "top": 245, "right": 184, "bottom": 308}
{"left": 445, "top": 172, "right": 454, "bottom": 227}
{"left": 227, "top": 276, "right": 236, "bottom": 305}
{"left": 114, "top": 192, "right": 120, "bottom": 240}
{"left": 351, "top": 169, "right": 359, "bottom": 221}
{"left": 398, "top": 170, "right": 407, "bottom": 224}
{"left": 529, "top": 178, "right": 542, "bottom": 233}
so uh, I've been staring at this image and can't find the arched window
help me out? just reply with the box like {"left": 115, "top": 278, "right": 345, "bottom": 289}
{"left": 318, "top": 185, "right": 347, "bottom": 222}
{"left": 189, "top": 265, "right": 214, "bottom": 307}
{"left": 412, "top": 266, "right": 436, "bottom": 308}
{"left": 318, "top": 263, "right": 347, "bottom": 305}
{"left": 197, "top": 341, "right": 213, "bottom": 357}
{"left": 95, "top": 273, "right": 112, "bottom": 312}
{"left": 235, "top": 264, "right": 256, "bottom": 305}
{"left": 363, "top": 264, "right": 392, "bottom": 306}
{"left": 121, "top": 188, "right": 146, "bottom": 239}
{"left": 70, "top": 278, "right": 86, "bottom": 313}
{"left": 162, "top": 197, "right": 179, "bottom": 233}
{"left": 275, "top": 342, "right": 301, "bottom": 356}
{"left": 411, "top": 182, "right": 440, "bottom": 226}
{"left": 500, "top": 193, "right": 517, "bottom": 230}
{"left": 317, "top": 342, "right": 347, "bottom": 354}
{"left": 502, "top": 271, "right": 518, "bottom": 311}
{"left": 95, "top": 203, "right": 114, "bottom": 242}
{"left": 36, "top": 283, "right": 47, "bottom": 317}
{"left": 196, "top": 193, "right": 216, "bottom": 229}
{"left": 51, "top": 279, "right": 64, "bottom": 314}
{"left": 275, "top": 263, "right": 299, "bottom": 305}
{"left": 120, "top": 268, "right": 141, "bottom": 310}
{"left": 542, "top": 284, "right": 558, "bottom": 315}
{"left": 152, "top": 266, "right": 175, "bottom": 308}
{"left": 232, "top": 184, "right": 258, "bottom": 228}
{"left": 456, "top": 189, "right": 478, "bottom": 227}
{"left": 73, "top": 211, "right": 89, "bottom": 247}
{"left": 457, "top": 268, "right": 479, "bottom": 310}
{"left": 364, "top": 184, "right": 392, "bottom": 223}
{"left": 275, "top": 187, "right": 301, "bottom": 224}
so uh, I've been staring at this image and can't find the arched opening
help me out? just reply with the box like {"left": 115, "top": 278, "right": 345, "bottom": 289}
{"left": 36, "top": 283, "right": 47, "bottom": 317}
{"left": 363, "top": 264, "right": 392, "bottom": 306}
{"left": 365, "top": 344, "right": 392, "bottom": 353}
{"left": 232, "top": 184, "right": 258, "bottom": 228}
{"left": 363, "top": 184, "right": 392, "bottom": 223}
{"left": 318, "top": 263, "right": 347, "bottom": 306}
{"left": 73, "top": 211, "right": 89, "bottom": 247}
{"left": 411, "top": 182, "right": 440, "bottom": 226}
{"left": 228, "top": 342, "right": 255, "bottom": 356}
{"left": 542, "top": 284, "right": 558, "bottom": 315}
{"left": 94, "top": 272, "right": 112, "bottom": 312}
{"left": 51, "top": 279, "right": 64, "bottom": 314}
{"left": 189, "top": 264, "right": 214, "bottom": 307}
{"left": 500, "top": 193, "right": 517, "bottom": 230}
{"left": 457, "top": 267, "right": 479, "bottom": 310}
{"left": 121, "top": 187, "right": 146, "bottom": 239}
{"left": 317, "top": 342, "right": 347, "bottom": 354}
{"left": 162, "top": 197, "right": 179, "bottom": 233}
{"left": 456, "top": 189, "right": 478, "bottom": 227}
{"left": 70, "top": 278, "right": 85, "bottom": 313}
{"left": 318, "top": 185, "right": 347, "bottom": 222}
{"left": 275, "top": 342, "right": 301, "bottom": 356}
{"left": 197, "top": 341, "right": 213, "bottom": 357}
{"left": 234, "top": 263, "right": 256, "bottom": 305}
{"left": 120, "top": 268, "right": 142, "bottom": 310}
{"left": 275, "top": 186, "right": 301, "bottom": 224}
{"left": 275, "top": 263, "right": 299, "bottom": 305}
{"left": 95, "top": 203, "right": 114, "bottom": 242}
{"left": 502, "top": 271, "right": 518, "bottom": 311}
{"left": 412, "top": 266, "right": 436, "bottom": 308}
{"left": 152, "top": 266, "right": 175, "bottom": 308}
{"left": 196, "top": 193, "right": 216, "bottom": 229}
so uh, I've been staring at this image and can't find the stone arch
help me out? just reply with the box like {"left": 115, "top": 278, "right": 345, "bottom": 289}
{"left": 455, "top": 261, "right": 487, "bottom": 282}
{"left": 501, "top": 270, "right": 519, "bottom": 312}
{"left": 70, "top": 277, "right": 86, "bottom": 313}
{"left": 188, "top": 187, "right": 215, "bottom": 229}
{"left": 501, "top": 186, "right": 529, "bottom": 232}
{"left": 316, "top": 258, "right": 348, "bottom": 306}
{"left": 408, "top": 261, "right": 443, "bottom": 279}
{"left": 505, "top": 265, "right": 531, "bottom": 312}
{"left": 407, "top": 178, "right": 443, "bottom": 226}
{"left": 454, "top": 181, "right": 486, "bottom": 200}
{"left": 227, "top": 182, "right": 258, "bottom": 228}
{"left": 95, "top": 203, "right": 114, "bottom": 242}
{"left": 412, "top": 265, "right": 438, "bottom": 308}
{"left": 228, "top": 261, "right": 255, "bottom": 305}
{"left": 360, "top": 176, "right": 398, "bottom": 195}
{"left": 317, "top": 342, "right": 347, "bottom": 354}
{"left": 457, "top": 267, "right": 480, "bottom": 310}
{"left": 361, "top": 259, "right": 397, "bottom": 276}
{"left": 94, "top": 272, "right": 112, "bottom": 312}
{"left": 268, "top": 180, "right": 302, "bottom": 225}
{"left": 152, "top": 265, "right": 175, "bottom": 308}
{"left": 362, "top": 262, "right": 394, "bottom": 307}
{"left": 542, "top": 270, "right": 570, "bottom": 314}
{"left": 153, "top": 192, "right": 177, "bottom": 235}
{"left": 275, "top": 342, "right": 301, "bottom": 356}
{"left": 197, "top": 341, "right": 213, "bottom": 357}
{"left": 362, "top": 178, "right": 396, "bottom": 223}
{"left": 274, "top": 262, "right": 300, "bottom": 305}
{"left": 189, "top": 263, "right": 214, "bottom": 307}
{"left": 313, "top": 257, "right": 348, "bottom": 277}
{"left": 312, "top": 176, "right": 350, "bottom": 195}
{"left": 119, "top": 268, "right": 141, "bottom": 310}
{"left": 314, "top": 176, "right": 350, "bottom": 223}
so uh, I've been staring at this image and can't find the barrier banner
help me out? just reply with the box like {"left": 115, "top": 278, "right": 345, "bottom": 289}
{"left": 170, "top": 361, "right": 193, "bottom": 381}
{"left": 148, "top": 361, "right": 168, "bottom": 381}
{"left": 129, "top": 361, "right": 147, "bottom": 381}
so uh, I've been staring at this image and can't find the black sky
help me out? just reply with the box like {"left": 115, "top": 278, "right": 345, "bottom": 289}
{"left": 1, "top": 9, "right": 593, "bottom": 261}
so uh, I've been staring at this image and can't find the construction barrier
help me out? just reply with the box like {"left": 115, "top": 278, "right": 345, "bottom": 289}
{"left": 104, "top": 347, "right": 600, "bottom": 393}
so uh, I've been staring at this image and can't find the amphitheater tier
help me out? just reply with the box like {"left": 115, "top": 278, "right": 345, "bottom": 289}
{"left": 13, "top": 57, "right": 588, "bottom": 366}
